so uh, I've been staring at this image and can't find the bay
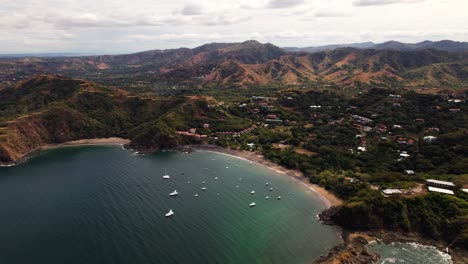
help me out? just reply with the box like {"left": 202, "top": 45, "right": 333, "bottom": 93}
{"left": 0, "top": 146, "right": 341, "bottom": 264}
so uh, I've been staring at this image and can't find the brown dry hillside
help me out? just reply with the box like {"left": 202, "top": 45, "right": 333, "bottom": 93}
{"left": 1, "top": 41, "right": 467, "bottom": 89}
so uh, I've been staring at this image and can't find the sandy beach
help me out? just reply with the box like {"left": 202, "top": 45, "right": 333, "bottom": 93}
{"left": 10, "top": 138, "right": 131, "bottom": 165}
{"left": 188, "top": 145, "right": 343, "bottom": 208}
{"left": 39, "top": 137, "right": 131, "bottom": 150}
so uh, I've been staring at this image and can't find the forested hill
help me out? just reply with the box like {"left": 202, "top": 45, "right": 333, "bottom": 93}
{"left": 0, "top": 75, "right": 249, "bottom": 163}
{"left": 1, "top": 40, "right": 467, "bottom": 90}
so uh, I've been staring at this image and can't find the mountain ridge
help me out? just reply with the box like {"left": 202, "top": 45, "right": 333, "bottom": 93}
{"left": 0, "top": 40, "right": 467, "bottom": 90}
{"left": 285, "top": 40, "right": 468, "bottom": 53}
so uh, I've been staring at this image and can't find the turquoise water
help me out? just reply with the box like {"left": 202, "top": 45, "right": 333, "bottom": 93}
{"left": 0, "top": 146, "right": 341, "bottom": 264}
{"left": 367, "top": 241, "right": 453, "bottom": 264}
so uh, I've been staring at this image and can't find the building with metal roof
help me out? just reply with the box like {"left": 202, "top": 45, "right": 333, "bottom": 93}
{"left": 428, "top": 186, "right": 454, "bottom": 195}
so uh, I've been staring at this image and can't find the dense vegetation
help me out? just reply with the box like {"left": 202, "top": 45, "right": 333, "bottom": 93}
{"left": 211, "top": 87, "right": 467, "bottom": 249}
{"left": 0, "top": 71, "right": 466, "bottom": 252}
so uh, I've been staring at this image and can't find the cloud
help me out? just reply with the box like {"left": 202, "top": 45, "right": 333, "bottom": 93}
{"left": 129, "top": 33, "right": 224, "bottom": 42}
{"left": 314, "top": 11, "right": 351, "bottom": 18}
{"left": 38, "top": 12, "right": 159, "bottom": 28}
{"left": 266, "top": 0, "right": 306, "bottom": 9}
{"left": 353, "top": 0, "right": 425, "bottom": 7}
{"left": 180, "top": 3, "right": 205, "bottom": 16}
{"left": 0, "top": 13, "right": 32, "bottom": 29}
{"left": 199, "top": 15, "right": 251, "bottom": 26}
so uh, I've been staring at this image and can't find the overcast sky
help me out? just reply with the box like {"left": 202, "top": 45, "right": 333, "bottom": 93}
{"left": 1, "top": 0, "right": 467, "bottom": 54}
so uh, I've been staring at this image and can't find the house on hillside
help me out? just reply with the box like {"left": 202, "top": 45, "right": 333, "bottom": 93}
{"left": 426, "top": 179, "right": 455, "bottom": 195}
{"left": 357, "top": 146, "right": 366, "bottom": 152}
{"left": 399, "top": 151, "right": 410, "bottom": 159}
{"left": 426, "top": 179, "right": 455, "bottom": 189}
{"left": 382, "top": 189, "right": 402, "bottom": 197}
{"left": 423, "top": 136, "right": 437, "bottom": 142}
{"left": 388, "top": 94, "right": 402, "bottom": 99}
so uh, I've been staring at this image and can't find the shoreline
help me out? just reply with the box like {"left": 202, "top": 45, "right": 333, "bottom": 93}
{"left": 0, "top": 138, "right": 130, "bottom": 167}
{"left": 187, "top": 145, "right": 343, "bottom": 208}
{"left": 187, "top": 145, "right": 467, "bottom": 264}
{"left": 2, "top": 141, "right": 465, "bottom": 263}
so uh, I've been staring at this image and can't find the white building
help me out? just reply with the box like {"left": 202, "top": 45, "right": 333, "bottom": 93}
{"left": 423, "top": 136, "right": 438, "bottom": 142}
{"left": 427, "top": 187, "right": 454, "bottom": 195}
{"left": 426, "top": 179, "right": 455, "bottom": 189}
{"left": 382, "top": 189, "right": 402, "bottom": 196}
{"left": 357, "top": 146, "right": 366, "bottom": 152}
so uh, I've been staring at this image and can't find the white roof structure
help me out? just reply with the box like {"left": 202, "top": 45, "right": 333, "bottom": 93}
{"left": 461, "top": 189, "right": 468, "bottom": 194}
{"left": 426, "top": 179, "right": 455, "bottom": 187}
{"left": 405, "top": 170, "right": 415, "bottom": 175}
{"left": 382, "top": 189, "right": 402, "bottom": 195}
{"left": 428, "top": 186, "right": 454, "bottom": 195}
{"left": 357, "top": 146, "right": 366, "bottom": 152}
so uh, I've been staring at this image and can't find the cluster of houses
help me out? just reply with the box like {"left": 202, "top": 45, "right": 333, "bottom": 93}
{"left": 177, "top": 124, "right": 258, "bottom": 141}
{"left": 176, "top": 129, "right": 208, "bottom": 140}
{"left": 245, "top": 96, "right": 284, "bottom": 124}
{"left": 382, "top": 178, "right": 462, "bottom": 197}
{"left": 215, "top": 125, "right": 257, "bottom": 137}
{"left": 348, "top": 93, "right": 449, "bottom": 158}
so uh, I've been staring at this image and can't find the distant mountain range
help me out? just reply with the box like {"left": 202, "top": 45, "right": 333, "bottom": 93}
{"left": 0, "top": 53, "right": 92, "bottom": 58}
{"left": 285, "top": 40, "right": 468, "bottom": 53}
{"left": 0, "top": 40, "right": 467, "bottom": 89}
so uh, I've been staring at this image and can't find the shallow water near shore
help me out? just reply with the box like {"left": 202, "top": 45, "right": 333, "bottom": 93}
{"left": 367, "top": 241, "right": 453, "bottom": 264}
{"left": 0, "top": 146, "right": 341, "bottom": 264}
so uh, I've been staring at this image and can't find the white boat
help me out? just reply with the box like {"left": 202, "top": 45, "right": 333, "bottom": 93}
{"left": 277, "top": 196, "right": 281, "bottom": 200}
{"left": 269, "top": 188, "right": 273, "bottom": 191}
{"left": 202, "top": 187, "right": 207, "bottom": 191}
{"left": 249, "top": 202, "right": 256, "bottom": 207}
{"left": 162, "top": 174, "right": 170, "bottom": 179}
{"left": 165, "top": 209, "right": 174, "bottom": 217}
{"left": 194, "top": 194, "right": 199, "bottom": 197}
{"left": 214, "top": 177, "right": 218, "bottom": 180}
{"left": 169, "top": 190, "right": 178, "bottom": 196}
{"left": 265, "top": 196, "right": 269, "bottom": 199}
{"left": 250, "top": 190, "right": 255, "bottom": 194}
{"left": 265, "top": 183, "right": 269, "bottom": 186}
{"left": 236, "top": 185, "right": 239, "bottom": 188}
{"left": 202, "top": 181, "right": 206, "bottom": 184}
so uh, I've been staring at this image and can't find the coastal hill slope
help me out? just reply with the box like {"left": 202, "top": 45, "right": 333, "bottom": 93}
{"left": 0, "top": 40, "right": 467, "bottom": 90}
{"left": 0, "top": 75, "right": 252, "bottom": 163}
{"left": 0, "top": 74, "right": 179, "bottom": 162}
